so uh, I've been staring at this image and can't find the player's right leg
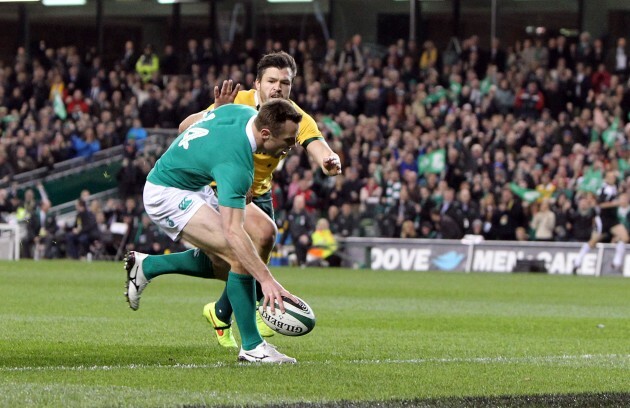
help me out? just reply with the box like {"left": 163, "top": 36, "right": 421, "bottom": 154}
{"left": 180, "top": 205, "right": 294, "bottom": 363}
{"left": 205, "top": 201, "right": 277, "bottom": 342}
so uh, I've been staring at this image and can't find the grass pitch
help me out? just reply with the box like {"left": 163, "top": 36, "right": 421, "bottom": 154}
{"left": 0, "top": 261, "right": 628, "bottom": 407}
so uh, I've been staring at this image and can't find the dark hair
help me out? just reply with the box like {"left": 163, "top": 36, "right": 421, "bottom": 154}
{"left": 255, "top": 99, "right": 302, "bottom": 137}
{"left": 256, "top": 51, "right": 297, "bottom": 82}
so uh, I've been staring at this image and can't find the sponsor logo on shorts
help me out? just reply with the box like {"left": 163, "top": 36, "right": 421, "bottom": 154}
{"left": 179, "top": 196, "right": 193, "bottom": 211}
{"left": 165, "top": 217, "right": 175, "bottom": 228}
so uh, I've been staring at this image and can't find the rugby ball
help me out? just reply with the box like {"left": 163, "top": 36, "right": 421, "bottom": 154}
{"left": 257, "top": 296, "right": 316, "bottom": 336}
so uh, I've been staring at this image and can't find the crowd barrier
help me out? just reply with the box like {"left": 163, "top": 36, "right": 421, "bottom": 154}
{"left": 0, "top": 223, "right": 21, "bottom": 260}
{"left": 339, "top": 237, "right": 630, "bottom": 277}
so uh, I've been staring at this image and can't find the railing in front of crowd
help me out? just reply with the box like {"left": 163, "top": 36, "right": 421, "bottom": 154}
{"left": 3, "top": 129, "right": 179, "bottom": 208}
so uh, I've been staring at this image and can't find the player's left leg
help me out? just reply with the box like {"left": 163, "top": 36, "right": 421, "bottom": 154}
{"left": 133, "top": 248, "right": 219, "bottom": 280}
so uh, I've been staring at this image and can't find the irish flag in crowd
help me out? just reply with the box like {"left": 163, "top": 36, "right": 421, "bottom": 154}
{"left": 601, "top": 117, "right": 621, "bottom": 147}
{"left": 418, "top": 149, "right": 446, "bottom": 174}
{"left": 53, "top": 92, "right": 67, "bottom": 120}
{"left": 578, "top": 167, "right": 603, "bottom": 194}
{"left": 509, "top": 182, "right": 541, "bottom": 203}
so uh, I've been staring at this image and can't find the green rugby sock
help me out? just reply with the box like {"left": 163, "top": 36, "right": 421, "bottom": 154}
{"left": 143, "top": 249, "right": 214, "bottom": 280}
{"left": 217, "top": 280, "right": 263, "bottom": 323}
{"left": 227, "top": 272, "right": 262, "bottom": 351}
{"left": 214, "top": 286, "right": 233, "bottom": 322}
{"left": 255, "top": 281, "right": 264, "bottom": 302}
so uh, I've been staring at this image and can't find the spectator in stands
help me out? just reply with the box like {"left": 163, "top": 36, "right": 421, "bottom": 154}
{"left": 116, "top": 155, "right": 144, "bottom": 199}
{"left": 126, "top": 118, "right": 147, "bottom": 152}
{"left": 396, "top": 185, "right": 421, "bottom": 236}
{"left": 359, "top": 176, "right": 382, "bottom": 218}
{"left": 438, "top": 187, "right": 463, "bottom": 227}
{"left": 489, "top": 188, "right": 526, "bottom": 240}
{"left": 65, "top": 199, "right": 99, "bottom": 259}
{"left": 591, "top": 63, "right": 611, "bottom": 94}
{"left": 24, "top": 199, "right": 58, "bottom": 259}
{"left": 49, "top": 131, "right": 72, "bottom": 163}
{"left": 400, "top": 219, "right": 418, "bottom": 239}
{"left": 160, "top": 44, "right": 179, "bottom": 77}
{"left": 333, "top": 202, "right": 358, "bottom": 238}
{"left": 0, "top": 148, "right": 14, "bottom": 185}
{"left": 126, "top": 212, "right": 167, "bottom": 255}
{"left": 515, "top": 80, "right": 545, "bottom": 119}
{"left": 135, "top": 44, "right": 160, "bottom": 83}
{"left": 120, "top": 40, "right": 138, "bottom": 73}
{"left": 66, "top": 89, "right": 90, "bottom": 116}
{"left": 337, "top": 167, "right": 360, "bottom": 208}
{"left": 457, "top": 188, "right": 479, "bottom": 234}
{"left": 429, "top": 207, "right": 463, "bottom": 239}
{"left": 138, "top": 85, "right": 160, "bottom": 127}
{"left": 279, "top": 194, "right": 314, "bottom": 266}
{"left": 338, "top": 38, "right": 364, "bottom": 73}
{"left": 12, "top": 145, "right": 36, "bottom": 174}
{"left": 0, "top": 188, "right": 13, "bottom": 222}
{"left": 306, "top": 218, "right": 341, "bottom": 267}
{"left": 608, "top": 37, "right": 628, "bottom": 79}
{"left": 71, "top": 126, "right": 100, "bottom": 159}
{"left": 419, "top": 40, "right": 439, "bottom": 72}
{"left": 530, "top": 198, "right": 556, "bottom": 241}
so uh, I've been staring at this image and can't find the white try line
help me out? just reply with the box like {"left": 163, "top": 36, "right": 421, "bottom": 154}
{"left": 2, "top": 354, "right": 628, "bottom": 373}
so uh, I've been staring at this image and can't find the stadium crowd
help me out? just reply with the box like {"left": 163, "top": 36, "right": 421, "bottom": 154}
{"left": 2, "top": 31, "right": 630, "bottom": 263}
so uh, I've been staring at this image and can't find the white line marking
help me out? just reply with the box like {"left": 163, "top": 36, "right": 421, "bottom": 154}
{"left": 2, "top": 354, "right": 628, "bottom": 373}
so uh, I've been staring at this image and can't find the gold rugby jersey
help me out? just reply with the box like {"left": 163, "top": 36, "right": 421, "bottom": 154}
{"left": 208, "top": 89, "right": 323, "bottom": 196}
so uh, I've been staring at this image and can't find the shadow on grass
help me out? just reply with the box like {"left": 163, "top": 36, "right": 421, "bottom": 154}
{"left": 207, "top": 392, "right": 630, "bottom": 408}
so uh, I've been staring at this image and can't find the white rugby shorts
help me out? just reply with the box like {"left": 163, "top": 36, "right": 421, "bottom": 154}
{"left": 143, "top": 181, "right": 219, "bottom": 241}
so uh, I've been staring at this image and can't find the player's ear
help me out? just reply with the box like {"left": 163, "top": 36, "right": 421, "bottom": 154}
{"left": 260, "top": 128, "right": 271, "bottom": 141}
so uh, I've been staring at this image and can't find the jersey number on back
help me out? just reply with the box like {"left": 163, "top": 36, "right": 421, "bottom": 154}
{"left": 178, "top": 128, "right": 209, "bottom": 150}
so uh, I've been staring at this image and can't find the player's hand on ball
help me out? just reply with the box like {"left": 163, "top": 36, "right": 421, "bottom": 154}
{"left": 213, "top": 80, "right": 241, "bottom": 108}
{"left": 323, "top": 155, "right": 342, "bottom": 176}
{"left": 260, "top": 278, "right": 297, "bottom": 315}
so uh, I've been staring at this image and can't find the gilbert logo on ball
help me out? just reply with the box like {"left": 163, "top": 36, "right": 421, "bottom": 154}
{"left": 258, "top": 296, "right": 316, "bottom": 336}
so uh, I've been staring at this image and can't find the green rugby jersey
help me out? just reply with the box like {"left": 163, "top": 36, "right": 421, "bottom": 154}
{"left": 147, "top": 104, "right": 257, "bottom": 209}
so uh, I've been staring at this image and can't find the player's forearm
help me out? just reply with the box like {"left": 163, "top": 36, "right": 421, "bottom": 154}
{"left": 306, "top": 139, "right": 337, "bottom": 162}
{"left": 224, "top": 226, "right": 274, "bottom": 283}
{"left": 306, "top": 139, "right": 341, "bottom": 175}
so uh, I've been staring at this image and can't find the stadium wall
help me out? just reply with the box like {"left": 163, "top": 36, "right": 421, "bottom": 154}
{"left": 339, "top": 237, "right": 630, "bottom": 278}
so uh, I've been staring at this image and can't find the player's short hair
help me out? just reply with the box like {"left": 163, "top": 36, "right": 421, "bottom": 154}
{"left": 256, "top": 51, "right": 298, "bottom": 82}
{"left": 256, "top": 99, "right": 302, "bottom": 137}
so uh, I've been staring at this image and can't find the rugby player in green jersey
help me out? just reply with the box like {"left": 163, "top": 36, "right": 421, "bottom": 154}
{"left": 126, "top": 99, "right": 301, "bottom": 363}
{"left": 124, "top": 52, "right": 342, "bottom": 350}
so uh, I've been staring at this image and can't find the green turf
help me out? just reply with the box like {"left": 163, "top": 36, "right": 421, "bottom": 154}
{"left": 0, "top": 261, "right": 629, "bottom": 407}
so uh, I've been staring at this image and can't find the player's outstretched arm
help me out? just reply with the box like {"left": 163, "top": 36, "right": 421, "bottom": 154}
{"left": 220, "top": 205, "right": 294, "bottom": 313}
{"left": 306, "top": 139, "right": 342, "bottom": 176}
